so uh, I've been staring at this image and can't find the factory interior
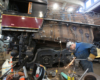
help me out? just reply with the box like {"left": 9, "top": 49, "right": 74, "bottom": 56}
{"left": 0, "top": 0, "right": 100, "bottom": 80}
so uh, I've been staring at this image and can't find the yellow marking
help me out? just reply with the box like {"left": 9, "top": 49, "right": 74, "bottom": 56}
{"left": 2, "top": 14, "right": 43, "bottom": 19}
{"left": 55, "top": 69, "right": 58, "bottom": 73}
{"left": 43, "top": 67, "right": 46, "bottom": 70}
{"left": 73, "top": 71, "right": 76, "bottom": 74}
{"left": 2, "top": 26, "right": 39, "bottom": 29}
{"left": 71, "top": 53, "right": 74, "bottom": 56}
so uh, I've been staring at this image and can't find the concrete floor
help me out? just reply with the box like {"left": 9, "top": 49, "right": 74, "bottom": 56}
{"left": 93, "top": 62, "right": 100, "bottom": 76}
{"left": 47, "top": 62, "right": 100, "bottom": 80}
{"left": 0, "top": 53, "right": 100, "bottom": 79}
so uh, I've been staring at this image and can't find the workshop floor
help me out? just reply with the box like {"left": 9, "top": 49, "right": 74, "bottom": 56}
{"left": 93, "top": 62, "right": 100, "bottom": 76}
{"left": 47, "top": 62, "right": 100, "bottom": 80}
{"left": 0, "top": 62, "right": 100, "bottom": 80}
{"left": 0, "top": 53, "right": 100, "bottom": 79}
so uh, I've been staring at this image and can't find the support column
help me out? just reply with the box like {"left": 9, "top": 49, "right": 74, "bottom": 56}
{"left": 0, "top": 11, "right": 2, "bottom": 35}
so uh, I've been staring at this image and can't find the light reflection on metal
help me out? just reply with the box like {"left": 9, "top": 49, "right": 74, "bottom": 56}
{"left": 22, "top": 16, "right": 25, "bottom": 20}
{"left": 0, "top": 34, "right": 2, "bottom": 38}
{"left": 35, "top": 17, "right": 38, "bottom": 23}
{"left": 7, "top": 36, "right": 10, "bottom": 40}
{"left": 39, "top": 11, "right": 43, "bottom": 18}
{"left": 11, "top": 24, "right": 14, "bottom": 26}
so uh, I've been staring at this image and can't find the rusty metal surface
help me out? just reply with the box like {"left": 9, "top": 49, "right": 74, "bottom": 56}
{"left": 34, "top": 21, "right": 94, "bottom": 43}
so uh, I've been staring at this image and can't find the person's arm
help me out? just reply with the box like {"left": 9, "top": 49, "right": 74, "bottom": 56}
{"left": 88, "top": 45, "right": 97, "bottom": 61}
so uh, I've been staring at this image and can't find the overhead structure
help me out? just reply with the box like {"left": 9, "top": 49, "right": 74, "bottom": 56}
{"left": 49, "top": 0, "right": 85, "bottom": 7}
{"left": 85, "top": 0, "right": 100, "bottom": 13}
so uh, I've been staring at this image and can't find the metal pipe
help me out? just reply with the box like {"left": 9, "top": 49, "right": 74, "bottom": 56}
{"left": 79, "top": 68, "right": 89, "bottom": 80}
{"left": 75, "top": 59, "right": 87, "bottom": 60}
{"left": 75, "top": 59, "right": 98, "bottom": 61}
{"left": 23, "top": 66, "right": 29, "bottom": 80}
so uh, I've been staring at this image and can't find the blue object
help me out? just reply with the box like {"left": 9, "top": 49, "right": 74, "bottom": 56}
{"left": 74, "top": 42, "right": 97, "bottom": 72}
{"left": 61, "top": 72, "right": 68, "bottom": 79}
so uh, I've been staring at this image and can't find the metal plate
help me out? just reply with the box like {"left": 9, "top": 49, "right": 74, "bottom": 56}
{"left": 79, "top": 29, "right": 83, "bottom": 34}
{"left": 85, "top": 33, "right": 89, "bottom": 38}
{"left": 72, "top": 26, "right": 77, "bottom": 31}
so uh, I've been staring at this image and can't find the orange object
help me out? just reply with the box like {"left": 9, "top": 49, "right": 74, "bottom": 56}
{"left": 65, "top": 57, "right": 76, "bottom": 69}
{"left": 40, "top": 64, "right": 44, "bottom": 67}
{"left": 68, "top": 70, "right": 71, "bottom": 74}
{"left": 28, "top": 2, "right": 32, "bottom": 14}
{"left": 9, "top": 56, "right": 13, "bottom": 72}
{"left": 18, "top": 72, "right": 25, "bottom": 76}
{"left": 19, "top": 76, "right": 25, "bottom": 80}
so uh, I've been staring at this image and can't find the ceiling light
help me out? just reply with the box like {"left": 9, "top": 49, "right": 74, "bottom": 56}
{"left": 68, "top": 7, "right": 74, "bottom": 12}
{"left": 53, "top": 3, "right": 58, "bottom": 9}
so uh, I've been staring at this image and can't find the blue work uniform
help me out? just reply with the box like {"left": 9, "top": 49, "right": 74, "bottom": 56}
{"left": 74, "top": 42, "right": 97, "bottom": 72}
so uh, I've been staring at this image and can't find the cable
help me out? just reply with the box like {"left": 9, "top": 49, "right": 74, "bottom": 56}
{"left": 58, "top": 41, "right": 63, "bottom": 69}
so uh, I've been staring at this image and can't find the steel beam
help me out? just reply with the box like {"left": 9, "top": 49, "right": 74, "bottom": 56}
{"left": 44, "top": 18, "right": 100, "bottom": 27}
{"left": 49, "top": 0, "right": 84, "bottom": 7}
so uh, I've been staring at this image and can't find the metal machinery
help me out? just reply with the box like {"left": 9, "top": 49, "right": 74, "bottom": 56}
{"left": 0, "top": 0, "right": 100, "bottom": 68}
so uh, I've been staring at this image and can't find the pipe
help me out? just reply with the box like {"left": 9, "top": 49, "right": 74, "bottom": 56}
{"left": 79, "top": 68, "right": 89, "bottom": 80}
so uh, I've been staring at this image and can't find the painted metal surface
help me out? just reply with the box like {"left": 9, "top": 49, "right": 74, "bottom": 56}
{"left": 2, "top": 14, "right": 43, "bottom": 29}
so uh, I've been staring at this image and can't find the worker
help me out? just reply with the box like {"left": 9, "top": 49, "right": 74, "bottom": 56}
{"left": 66, "top": 41, "right": 97, "bottom": 72}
